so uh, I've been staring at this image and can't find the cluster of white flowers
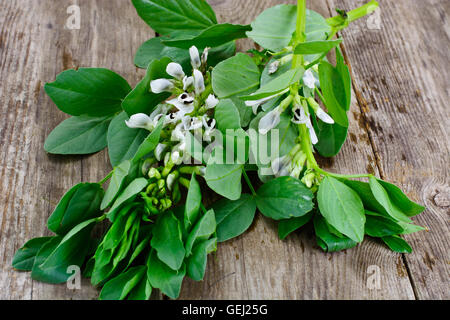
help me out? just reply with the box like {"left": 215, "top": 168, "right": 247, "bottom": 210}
{"left": 125, "top": 46, "right": 220, "bottom": 165}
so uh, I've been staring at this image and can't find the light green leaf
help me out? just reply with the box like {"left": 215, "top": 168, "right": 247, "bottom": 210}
{"left": 205, "top": 164, "right": 243, "bottom": 201}
{"left": 214, "top": 99, "right": 241, "bottom": 133}
{"left": 185, "top": 209, "right": 216, "bottom": 256}
{"left": 294, "top": 39, "right": 342, "bottom": 54}
{"left": 377, "top": 179, "right": 425, "bottom": 216}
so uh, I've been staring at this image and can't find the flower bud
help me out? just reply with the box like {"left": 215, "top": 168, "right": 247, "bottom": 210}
{"left": 205, "top": 94, "right": 219, "bottom": 109}
{"left": 166, "top": 62, "right": 185, "bottom": 80}
{"left": 193, "top": 69, "right": 205, "bottom": 95}
{"left": 190, "top": 46, "right": 201, "bottom": 69}
{"left": 150, "top": 79, "right": 174, "bottom": 93}
{"left": 125, "top": 113, "right": 153, "bottom": 130}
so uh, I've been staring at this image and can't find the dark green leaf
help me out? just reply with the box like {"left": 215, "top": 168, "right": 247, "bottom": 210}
{"left": 382, "top": 235, "right": 412, "bottom": 253}
{"left": 127, "top": 277, "right": 152, "bottom": 300}
{"left": 44, "top": 68, "right": 131, "bottom": 117}
{"left": 185, "top": 209, "right": 216, "bottom": 256}
{"left": 256, "top": 176, "right": 314, "bottom": 220}
{"left": 377, "top": 179, "right": 425, "bottom": 216}
{"left": 314, "top": 214, "right": 358, "bottom": 252}
{"left": 44, "top": 115, "right": 112, "bottom": 155}
{"left": 186, "top": 238, "right": 216, "bottom": 281}
{"left": 101, "top": 160, "right": 132, "bottom": 210}
{"left": 132, "top": 117, "right": 165, "bottom": 162}
{"left": 12, "top": 237, "right": 53, "bottom": 271}
{"left": 278, "top": 212, "right": 313, "bottom": 240}
{"left": 317, "top": 176, "right": 365, "bottom": 242}
{"left": 184, "top": 173, "right": 202, "bottom": 232}
{"left": 311, "top": 114, "right": 348, "bottom": 157}
{"left": 47, "top": 183, "right": 104, "bottom": 235}
{"left": 213, "top": 194, "right": 256, "bottom": 242}
{"left": 99, "top": 265, "right": 147, "bottom": 300}
{"left": 365, "top": 214, "right": 404, "bottom": 238}
{"left": 107, "top": 178, "right": 148, "bottom": 221}
{"left": 335, "top": 47, "right": 351, "bottom": 111}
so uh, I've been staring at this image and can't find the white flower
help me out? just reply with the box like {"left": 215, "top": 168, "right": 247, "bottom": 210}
{"left": 302, "top": 69, "right": 316, "bottom": 89}
{"left": 201, "top": 47, "right": 210, "bottom": 65}
{"left": 166, "top": 173, "right": 177, "bottom": 191}
{"left": 155, "top": 143, "right": 167, "bottom": 161}
{"left": 268, "top": 60, "right": 280, "bottom": 74}
{"left": 202, "top": 116, "right": 216, "bottom": 141}
{"left": 305, "top": 117, "right": 318, "bottom": 145}
{"left": 150, "top": 79, "right": 174, "bottom": 93}
{"left": 183, "top": 76, "right": 194, "bottom": 90}
{"left": 193, "top": 69, "right": 205, "bottom": 95}
{"left": 165, "top": 112, "right": 181, "bottom": 124}
{"left": 178, "top": 92, "right": 194, "bottom": 104}
{"left": 166, "top": 62, "right": 185, "bottom": 80}
{"left": 205, "top": 94, "right": 219, "bottom": 109}
{"left": 125, "top": 113, "right": 153, "bottom": 130}
{"left": 167, "top": 97, "right": 194, "bottom": 115}
{"left": 190, "top": 46, "right": 201, "bottom": 69}
{"left": 291, "top": 104, "right": 308, "bottom": 124}
{"left": 258, "top": 107, "right": 282, "bottom": 135}
{"left": 245, "top": 88, "right": 289, "bottom": 115}
{"left": 171, "top": 151, "right": 182, "bottom": 165}
{"left": 316, "top": 107, "right": 334, "bottom": 124}
{"left": 188, "top": 117, "right": 203, "bottom": 131}
{"left": 172, "top": 123, "right": 186, "bottom": 142}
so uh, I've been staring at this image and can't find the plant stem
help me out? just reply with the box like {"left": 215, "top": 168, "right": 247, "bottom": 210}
{"left": 327, "top": 0, "right": 379, "bottom": 30}
{"left": 292, "top": 0, "right": 306, "bottom": 68}
{"left": 242, "top": 168, "right": 257, "bottom": 196}
{"left": 99, "top": 170, "right": 114, "bottom": 185}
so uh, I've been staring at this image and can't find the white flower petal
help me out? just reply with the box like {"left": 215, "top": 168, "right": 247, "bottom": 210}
{"left": 190, "top": 46, "right": 201, "bottom": 69}
{"left": 172, "top": 123, "right": 186, "bottom": 142}
{"left": 306, "top": 118, "right": 318, "bottom": 144}
{"left": 205, "top": 94, "right": 219, "bottom": 109}
{"left": 166, "top": 98, "right": 194, "bottom": 115}
{"left": 150, "top": 79, "right": 174, "bottom": 93}
{"left": 302, "top": 70, "right": 316, "bottom": 89}
{"left": 166, "top": 173, "right": 177, "bottom": 191}
{"left": 193, "top": 69, "right": 205, "bottom": 95}
{"left": 291, "top": 105, "right": 308, "bottom": 124}
{"left": 316, "top": 107, "right": 335, "bottom": 124}
{"left": 183, "top": 76, "right": 194, "bottom": 90}
{"left": 155, "top": 143, "right": 167, "bottom": 161}
{"left": 258, "top": 108, "right": 281, "bottom": 135}
{"left": 166, "top": 62, "right": 185, "bottom": 80}
{"left": 268, "top": 60, "right": 280, "bottom": 74}
{"left": 201, "top": 47, "right": 210, "bottom": 64}
{"left": 245, "top": 88, "right": 289, "bottom": 114}
{"left": 125, "top": 113, "right": 153, "bottom": 130}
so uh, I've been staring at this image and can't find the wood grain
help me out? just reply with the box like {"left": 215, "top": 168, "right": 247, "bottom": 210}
{"left": 0, "top": 0, "right": 447, "bottom": 300}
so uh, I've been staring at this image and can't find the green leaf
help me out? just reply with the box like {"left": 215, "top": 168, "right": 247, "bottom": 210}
{"left": 107, "top": 178, "right": 148, "bottom": 221}
{"left": 382, "top": 235, "right": 412, "bottom": 254}
{"left": 184, "top": 173, "right": 202, "bottom": 232}
{"left": 127, "top": 276, "right": 152, "bottom": 300}
{"left": 314, "top": 214, "right": 358, "bottom": 252}
{"left": 213, "top": 194, "right": 257, "bottom": 242}
{"left": 47, "top": 183, "right": 104, "bottom": 235}
{"left": 44, "top": 115, "right": 112, "bottom": 155}
{"left": 101, "top": 161, "right": 132, "bottom": 210}
{"left": 247, "top": 5, "right": 331, "bottom": 51}
{"left": 99, "top": 266, "right": 147, "bottom": 300}
{"left": 369, "top": 177, "right": 412, "bottom": 223}
{"left": 214, "top": 99, "right": 241, "bottom": 133}
{"left": 294, "top": 39, "right": 342, "bottom": 54}
{"left": 122, "top": 57, "right": 172, "bottom": 117}
{"left": 240, "top": 67, "right": 304, "bottom": 101}
{"left": 278, "top": 212, "right": 313, "bottom": 240}
{"left": 186, "top": 238, "right": 216, "bottom": 281}
{"left": 311, "top": 114, "right": 348, "bottom": 157}
{"left": 256, "top": 176, "right": 314, "bottom": 220}
{"left": 212, "top": 53, "right": 260, "bottom": 100}
{"left": 107, "top": 113, "right": 148, "bottom": 167}
{"left": 205, "top": 164, "right": 243, "bottom": 201}
{"left": 377, "top": 179, "right": 425, "bottom": 216}
{"left": 335, "top": 47, "right": 351, "bottom": 111}
{"left": 341, "top": 179, "right": 389, "bottom": 215}
{"left": 151, "top": 211, "right": 185, "bottom": 271}
{"left": 365, "top": 214, "right": 404, "bottom": 238}
{"left": 134, "top": 37, "right": 235, "bottom": 69}
{"left": 162, "top": 23, "right": 251, "bottom": 49}
{"left": 185, "top": 209, "right": 216, "bottom": 256}
{"left": 318, "top": 62, "right": 349, "bottom": 127}
{"left": 132, "top": 0, "right": 217, "bottom": 35}
{"left": 398, "top": 221, "right": 426, "bottom": 235}
{"left": 12, "top": 237, "right": 53, "bottom": 271}
{"left": 317, "top": 176, "right": 365, "bottom": 242}
{"left": 132, "top": 117, "right": 165, "bottom": 162}
{"left": 32, "top": 218, "right": 98, "bottom": 283}
{"left": 44, "top": 68, "right": 131, "bottom": 117}
{"left": 147, "top": 250, "right": 186, "bottom": 299}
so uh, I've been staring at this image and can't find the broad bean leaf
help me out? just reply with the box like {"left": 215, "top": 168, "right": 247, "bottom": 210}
{"left": 162, "top": 23, "right": 251, "bottom": 49}
{"left": 369, "top": 177, "right": 412, "bottom": 223}
{"left": 377, "top": 179, "right": 424, "bottom": 216}
{"left": 185, "top": 209, "right": 216, "bottom": 256}
{"left": 186, "top": 238, "right": 216, "bottom": 281}
{"left": 101, "top": 160, "right": 132, "bottom": 210}
{"left": 44, "top": 115, "right": 112, "bottom": 155}
{"left": 205, "top": 164, "right": 243, "bottom": 201}
{"left": 12, "top": 237, "right": 53, "bottom": 271}
{"left": 311, "top": 113, "right": 348, "bottom": 157}
{"left": 213, "top": 194, "right": 257, "bottom": 242}
{"left": 314, "top": 215, "right": 358, "bottom": 252}
{"left": 184, "top": 173, "right": 202, "bottom": 232}
{"left": 294, "top": 39, "right": 342, "bottom": 54}
{"left": 122, "top": 57, "right": 172, "bottom": 117}
{"left": 365, "top": 214, "right": 404, "bottom": 238}
{"left": 278, "top": 211, "right": 313, "bottom": 240}
{"left": 107, "top": 178, "right": 148, "bottom": 221}
{"left": 151, "top": 211, "right": 186, "bottom": 271}
{"left": 256, "top": 177, "right": 314, "bottom": 220}
{"left": 132, "top": 0, "right": 217, "bottom": 35}
{"left": 127, "top": 277, "right": 153, "bottom": 300}
{"left": 382, "top": 235, "right": 412, "bottom": 254}
{"left": 107, "top": 112, "right": 148, "bottom": 167}
{"left": 336, "top": 48, "right": 351, "bottom": 111}
{"left": 47, "top": 183, "right": 104, "bottom": 235}
{"left": 99, "top": 265, "right": 147, "bottom": 300}
{"left": 240, "top": 67, "right": 304, "bottom": 101}
{"left": 132, "top": 117, "right": 165, "bottom": 162}
{"left": 214, "top": 99, "right": 241, "bottom": 133}
{"left": 317, "top": 176, "right": 365, "bottom": 242}
{"left": 247, "top": 5, "right": 331, "bottom": 51}
{"left": 44, "top": 68, "right": 131, "bottom": 117}
{"left": 147, "top": 250, "right": 186, "bottom": 299}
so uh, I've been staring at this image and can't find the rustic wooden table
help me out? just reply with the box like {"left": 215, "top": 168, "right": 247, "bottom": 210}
{"left": 0, "top": 0, "right": 448, "bottom": 300}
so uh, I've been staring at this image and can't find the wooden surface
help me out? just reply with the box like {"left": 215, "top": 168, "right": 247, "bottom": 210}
{"left": 0, "top": 0, "right": 448, "bottom": 300}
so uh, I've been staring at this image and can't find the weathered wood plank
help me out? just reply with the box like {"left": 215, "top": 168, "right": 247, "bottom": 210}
{"left": 179, "top": 0, "right": 415, "bottom": 300}
{"left": 328, "top": 0, "right": 450, "bottom": 299}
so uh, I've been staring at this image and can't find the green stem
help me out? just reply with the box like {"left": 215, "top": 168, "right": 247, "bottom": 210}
{"left": 242, "top": 168, "right": 257, "bottom": 196}
{"left": 292, "top": 0, "right": 306, "bottom": 68}
{"left": 99, "top": 170, "right": 114, "bottom": 185}
{"left": 327, "top": 0, "right": 379, "bottom": 30}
